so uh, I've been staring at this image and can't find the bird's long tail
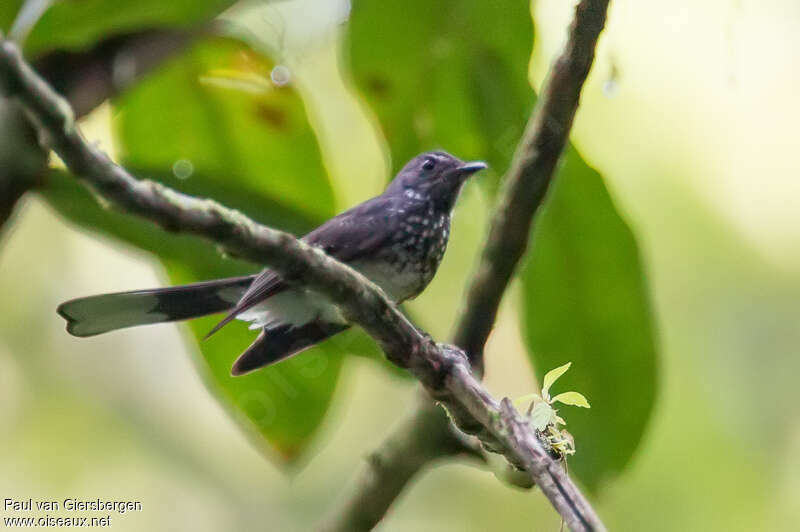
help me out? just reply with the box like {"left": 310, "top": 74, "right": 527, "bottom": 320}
{"left": 231, "top": 320, "right": 349, "bottom": 375}
{"left": 57, "top": 275, "right": 256, "bottom": 337}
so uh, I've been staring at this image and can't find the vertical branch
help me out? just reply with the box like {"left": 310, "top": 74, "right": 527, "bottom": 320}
{"left": 454, "top": 0, "right": 610, "bottom": 369}
{"left": 321, "top": 401, "right": 479, "bottom": 532}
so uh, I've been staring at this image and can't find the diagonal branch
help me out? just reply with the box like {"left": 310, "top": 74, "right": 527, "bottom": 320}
{"left": 455, "top": 0, "right": 610, "bottom": 370}
{"left": 0, "top": 37, "right": 605, "bottom": 531}
{"left": 321, "top": 399, "right": 481, "bottom": 532}
{"left": 325, "top": 0, "right": 611, "bottom": 528}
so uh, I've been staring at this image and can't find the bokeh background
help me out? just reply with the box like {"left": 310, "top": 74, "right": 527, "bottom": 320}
{"left": 2, "top": 0, "right": 799, "bottom": 530}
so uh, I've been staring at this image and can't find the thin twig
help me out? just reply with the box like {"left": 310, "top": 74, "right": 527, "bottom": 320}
{"left": 0, "top": 36, "right": 605, "bottom": 531}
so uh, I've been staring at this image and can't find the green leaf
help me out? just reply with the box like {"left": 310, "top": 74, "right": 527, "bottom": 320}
{"left": 40, "top": 37, "right": 345, "bottom": 460}
{"left": 343, "top": 1, "right": 534, "bottom": 342}
{"left": 551, "top": 392, "right": 591, "bottom": 409}
{"left": 520, "top": 146, "right": 658, "bottom": 491}
{"left": 541, "top": 361, "right": 572, "bottom": 400}
{"left": 0, "top": 1, "right": 24, "bottom": 34}
{"left": 346, "top": 0, "right": 533, "bottom": 182}
{"left": 344, "top": 0, "right": 527, "bottom": 336}
{"left": 347, "top": 6, "right": 658, "bottom": 490}
{"left": 19, "top": 0, "right": 238, "bottom": 56}
{"left": 529, "top": 401, "right": 556, "bottom": 432}
{"left": 115, "top": 38, "right": 336, "bottom": 221}
{"left": 39, "top": 168, "right": 342, "bottom": 459}
{"left": 512, "top": 392, "right": 543, "bottom": 410}
{"left": 166, "top": 261, "right": 346, "bottom": 459}
{"left": 40, "top": 169, "right": 319, "bottom": 263}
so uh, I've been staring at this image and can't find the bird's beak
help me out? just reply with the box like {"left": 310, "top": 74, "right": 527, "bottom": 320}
{"left": 458, "top": 161, "right": 488, "bottom": 176}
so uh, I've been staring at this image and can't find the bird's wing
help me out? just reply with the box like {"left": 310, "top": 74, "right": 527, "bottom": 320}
{"left": 203, "top": 271, "right": 285, "bottom": 338}
{"left": 304, "top": 195, "right": 399, "bottom": 262}
{"left": 206, "top": 196, "right": 398, "bottom": 337}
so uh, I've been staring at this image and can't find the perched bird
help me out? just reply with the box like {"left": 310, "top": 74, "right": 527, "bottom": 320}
{"left": 58, "top": 151, "right": 486, "bottom": 375}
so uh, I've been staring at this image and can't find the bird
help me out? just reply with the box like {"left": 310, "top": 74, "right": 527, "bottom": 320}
{"left": 57, "top": 151, "right": 487, "bottom": 375}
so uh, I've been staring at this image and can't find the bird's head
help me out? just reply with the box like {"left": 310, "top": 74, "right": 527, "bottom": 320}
{"left": 385, "top": 151, "right": 487, "bottom": 210}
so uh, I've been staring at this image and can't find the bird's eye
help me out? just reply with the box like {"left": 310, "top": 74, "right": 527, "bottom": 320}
{"left": 422, "top": 159, "right": 436, "bottom": 171}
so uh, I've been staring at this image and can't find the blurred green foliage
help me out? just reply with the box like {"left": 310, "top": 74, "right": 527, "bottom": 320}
{"left": 5, "top": 1, "right": 800, "bottom": 531}
{"left": 348, "top": 0, "right": 657, "bottom": 489}
{"left": 0, "top": 0, "right": 22, "bottom": 33}
{"left": 42, "top": 165, "right": 345, "bottom": 457}
{"left": 5, "top": 0, "right": 656, "bottom": 485}
{"left": 521, "top": 146, "right": 657, "bottom": 490}
{"left": 115, "top": 38, "right": 336, "bottom": 220}
{"left": 346, "top": 0, "right": 532, "bottom": 183}
{"left": 20, "top": 0, "right": 237, "bottom": 56}
{"left": 40, "top": 32, "right": 349, "bottom": 456}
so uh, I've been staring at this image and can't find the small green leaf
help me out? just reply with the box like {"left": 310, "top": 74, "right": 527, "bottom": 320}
{"left": 521, "top": 146, "right": 658, "bottom": 490}
{"left": 529, "top": 401, "right": 557, "bottom": 432}
{"left": 513, "top": 392, "right": 543, "bottom": 411}
{"left": 551, "top": 392, "right": 591, "bottom": 409}
{"left": 542, "top": 362, "right": 572, "bottom": 400}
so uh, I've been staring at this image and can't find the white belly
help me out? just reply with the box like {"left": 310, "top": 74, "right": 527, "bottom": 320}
{"left": 353, "top": 260, "right": 421, "bottom": 301}
{"left": 235, "top": 256, "right": 421, "bottom": 330}
{"left": 236, "top": 288, "right": 345, "bottom": 330}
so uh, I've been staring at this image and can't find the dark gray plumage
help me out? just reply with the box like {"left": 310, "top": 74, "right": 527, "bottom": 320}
{"left": 58, "top": 151, "right": 486, "bottom": 375}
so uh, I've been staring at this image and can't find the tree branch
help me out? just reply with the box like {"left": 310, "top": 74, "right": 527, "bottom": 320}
{"left": 1, "top": 27, "right": 200, "bottom": 235}
{"left": 455, "top": 0, "right": 610, "bottom": 370}
{"left": 324, "top": 0, "right": 611, "bottom": 528}
{"left": 0, "top": 36, "right": 605, "bottom": 531}
{"left": 321, "top": 400, "right": 481, "bottom": 532}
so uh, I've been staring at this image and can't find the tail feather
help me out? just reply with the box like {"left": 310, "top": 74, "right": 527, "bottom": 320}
{"left": 57, "top": 275, "right": 256, "bottom": 337}
{"left": 231, "top": 320, "right": 348, "bottom": 376}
